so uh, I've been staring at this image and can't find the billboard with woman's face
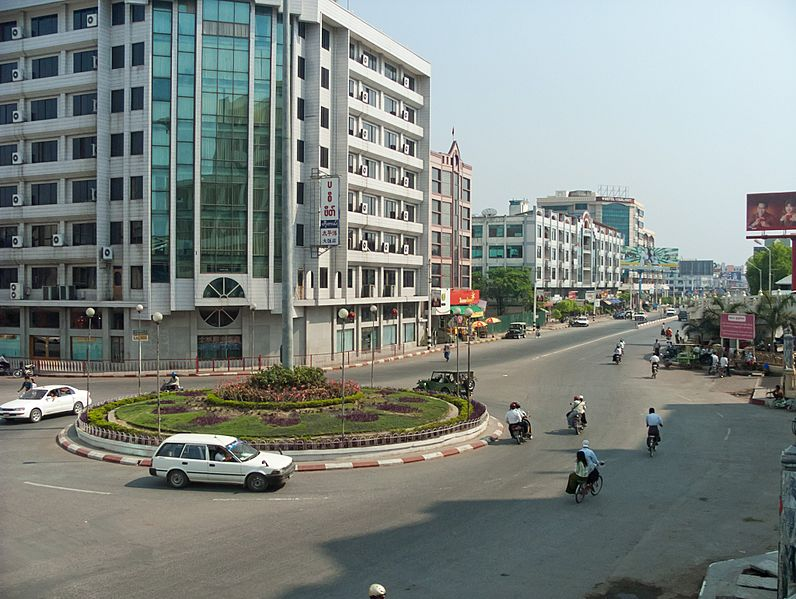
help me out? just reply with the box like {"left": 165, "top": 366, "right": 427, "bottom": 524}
{"left": 746, "top": 191, "right": 796, "bottom": 235}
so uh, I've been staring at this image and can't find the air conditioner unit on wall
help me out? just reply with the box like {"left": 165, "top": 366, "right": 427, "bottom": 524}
{"left": 90, "top": 188, "right": 97, "bottom": 201}
{"left": 9, "top": 282, "right": 22, "bottom": 300}
{"left": 11, "top": 26, "right": 23, "bottom": 40}
{"left": 402, "top": 76, "right": 410, "bottom": 88}
{"left": 401, "top": 109, "right": 409, "bottom": 121}
{"left": 12, "top": 110, "right": 24, "bottom": 123}
{"left": 12, "top": 68, "right": 23, "bottom": 82}
{"left": 401, "top": 210, "right": 409, "bottom": 221}
{"left": 360, "top": 54, "right": 369, "bottom": 67}
{"left": 359, "top": 164, "right": 368, "bottom": 177}
{"left": 52, "top": 234, "right": 64, "bottom": 247}
{"left": 101, "top": 246, "right": 113, "bottom": 261}
{"left": 382, "top": 242, "right": 390, "bottom": 253}
{"left": 359, "top": 202, "right": 369, "bottom": 214}
{"left": 11, "top": 194, "right": 22, "bottom": 207}
{"left": 11, "top": 235, "right": 23, "bottom": 248}
{"left": 401, "top": 176, "right": 410, "bottom": 187}
{"left": 402, "top": 244, "right": 410, "bottom": 255}
{"left": 360, "top": 128, "right": 368, "bottom": 141}
{"left": 360, "top": 239, "right": 369, "bottom": 252}
{"left": 12, "top": 152, "right": 23, "bottom": 164}
{"left": 86, "top": 14, "right": 98, "bottom": 27}
{"left": 360, "top": 90, "right": 369, "bottom": 103}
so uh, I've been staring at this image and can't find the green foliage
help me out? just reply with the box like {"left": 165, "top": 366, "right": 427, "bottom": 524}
{"left": 660, "top": 296, "right": 674, "bottom": 305}
{"left": 479, "top": 267, "right": 534, "bottom": 313}
{"left": 249, "top": 365, "right": 327, "bottom": 389}
{"left": 205, "top": 391, "right": 363, "bottom": 411}
{"left": 754, "top": 292, "right": 796, "bottom": 345}
{"left": 618, "top": 291, "right": 631, "bottom": 304}
{"left": 746, "top": 241, "right": 792, "bottom": 295}
{"left": 682, "top": 296, "right": 748, "bottom": 344}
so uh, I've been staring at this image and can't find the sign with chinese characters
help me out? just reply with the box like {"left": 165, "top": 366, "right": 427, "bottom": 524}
{"left": 318, "top": 177, "right": 340, "bottom": 246}
{"left": 719, "top": 313, "right": 756, "bottom": 341}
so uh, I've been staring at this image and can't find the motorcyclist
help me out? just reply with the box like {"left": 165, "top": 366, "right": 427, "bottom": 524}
{"left": 645, "top": 407, "right": 663, "bottom": 447}
{"left": 18, "top": 375, "right": 35, "bottom": 393}
{"left": 650, "top": 353, "right": 660, "bottom": 376}
{"left": 618, "top": 339, "right": 625, "bottom": 350}
{"left": 506, "top": 401, "right": 530, "bottom": 438}
{"left": 567, "top": 395, "right": 587, "bottom": 428}
{"left": 165, "top": 372, "right": 180, "bottom": 390}
{"left": 613, "top": 344, "right": 623, "bottom": 363}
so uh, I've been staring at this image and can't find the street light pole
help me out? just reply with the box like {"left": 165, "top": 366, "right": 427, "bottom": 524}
{"left": 747, "top": 261, "right": 764, "bottom": 296}
{"left": 250, "top": 303, "right": 257, "bottom": 370}
{"left": 85, "top": 307, "right": 95, "bottom": 399}
{"left": 135, "top": 304, "right": 143, "bottom": 397}
{"left": 337, "top": 308, "right": 349, "bottom": 437}
{"left": 755, "top": 241, "right": 773, "bottom": 293}
{"left": 464, "top": 307, "right": 473, "bottom": 418}
{"left": 152, "top": 312, "right": 163, "bottom": 435}
{"left": 369, "top": 305, "right": 377, "bottom": 388}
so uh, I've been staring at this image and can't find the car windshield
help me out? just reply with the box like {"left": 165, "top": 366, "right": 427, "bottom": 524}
{"left": 19, "top": 389, "right": 48, "bottom": 400}
{"left": 226, "top": 440, "right": 259, "bottom": 462}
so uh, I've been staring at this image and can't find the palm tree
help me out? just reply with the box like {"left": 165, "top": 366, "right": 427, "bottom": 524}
{"left": 753, "top": 292, "right": 796, "bottom": 348}
{"left": 683, "top": 296, "right": 748, "bottom": 344}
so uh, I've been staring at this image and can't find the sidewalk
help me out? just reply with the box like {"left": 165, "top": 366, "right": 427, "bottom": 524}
{"left": 699, "top": 550, "right": 781, "bottom": 598}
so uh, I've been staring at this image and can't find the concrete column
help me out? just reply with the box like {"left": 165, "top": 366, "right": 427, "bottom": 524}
{"left": 779, "top": 443, "right": 796, "bottom": 598}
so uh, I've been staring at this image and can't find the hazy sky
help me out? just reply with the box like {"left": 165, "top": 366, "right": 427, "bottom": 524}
{"left": 347, "top": 0, "right": 796, "bottom": 266}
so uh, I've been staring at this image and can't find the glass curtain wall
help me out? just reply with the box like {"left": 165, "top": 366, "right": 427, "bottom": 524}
{"left": 272, "top": 12, "right": 284, "bottom": 282}
{"left": 175, "top": 0, "right": 196, "bottom": 277}
{"left": 151, "top": 2, "right": 172, "bottom": 282}
{"left": 252, "top": 7, "right": 272, "bottom": 278}
{"left": 200, "top": 0, "right": 250, "bottom": 273}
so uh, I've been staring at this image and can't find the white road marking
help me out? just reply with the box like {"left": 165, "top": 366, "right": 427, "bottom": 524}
{"left": 724, "top": 428, "right": 731, "bottom": 441}
{"left": 24, "top": 481, "right": 111, "bottom": 495}
{"left": 212, "top": 496, "right": 328, "bottom": 502}
{"left": 716, "top": 412, "right": 724, "bottom": 418}
{"left": 531, "top": 329, "right": 636, "bottom": 361}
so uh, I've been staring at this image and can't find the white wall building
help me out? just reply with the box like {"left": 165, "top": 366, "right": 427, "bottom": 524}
{"left": 0, "top": 0, "right": 431, "bottom": 364}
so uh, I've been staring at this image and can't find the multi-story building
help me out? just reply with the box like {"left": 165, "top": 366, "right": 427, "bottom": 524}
{"left": 471, "top": 199, "right": 624, "bottom": 297}
{"left": 429, "top": 141, "right": 471, "bottom": 290}
{"left": 0, "top": 0, "right": 431, "bottom": 363}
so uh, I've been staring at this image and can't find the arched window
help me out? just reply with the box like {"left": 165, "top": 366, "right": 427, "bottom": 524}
{"left": 199, "top": 308, "right": 240, "bottom": 328}
{"left": 203, "top": 277, "right": 244, "bottom": 299}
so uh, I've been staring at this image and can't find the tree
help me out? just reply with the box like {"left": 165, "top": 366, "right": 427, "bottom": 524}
{"left": 683, "top": 295, "right": 748, "bottom": 344}
{"left": 746, "top": 241, "right": 791, "bottom": 295}
{"left": 479, "top": 267, "right": 533, "bottom": 314}
{"left": 753, "top": 292, "right": 796, "bottom": 347}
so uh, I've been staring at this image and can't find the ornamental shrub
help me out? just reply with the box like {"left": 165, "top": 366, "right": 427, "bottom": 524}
{"left": 375, "top": 403, "right": 420, "bottom": 414}
{"left": 157, "top": 405, "right": 189, "bottom": 414}
{"left": 192, "top": 413, "right": 229, "bottom": 426}
{"left": 262, "top": 411, "right": 301, "bottom": 426}
{"left": 337, "top": 410, "right": 378, "bottom": 422}
{"left": 249, "top": 365, "right": 326, "bottom": 390}
{"left": 396, "top": 395, "right": 426, "bottom": 403}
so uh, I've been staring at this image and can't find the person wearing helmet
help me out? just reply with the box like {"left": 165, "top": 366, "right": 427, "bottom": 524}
{"left": 368, "top": 583, "right": 386, "bottom": 598}
{"left": 566, "top": 395, "right": 587, "bottom": 428}
{"left": 164, "top": 371, "right": 180, "bottom": 391}
{"left": 580, "top": 440, "right": 602, "bottom": 486}
{"left": 506, "top": 402, "right": 531, "bottom": 438}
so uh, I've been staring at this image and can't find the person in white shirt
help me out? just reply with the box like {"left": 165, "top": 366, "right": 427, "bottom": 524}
{"left": 567, "top": 395, "right": 587, "bottom": 427}
{"left": 650, "top": 354, "right": 661, "bottom": 376}
{"left": 506, "top": 402, "right": 530, "bottom": 437}
{"left": 710, "top": 352, "right": 719, "bottom": 375}
{"left": 645, "top": 407, "right": 663, "bottom": 447}
{"left": 719, "top": 354, "right": 729, "bottom": 377}
{"left": 613, "top": 344, "right": 623, "bottom": 363}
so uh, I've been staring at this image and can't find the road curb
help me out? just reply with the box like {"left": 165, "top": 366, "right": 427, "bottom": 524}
{"left": 56, "top": 421, "right": 505, "bottom": 472}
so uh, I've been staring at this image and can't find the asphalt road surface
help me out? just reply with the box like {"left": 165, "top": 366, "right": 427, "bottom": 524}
{"left": 0, "top": 319, "right": 787, "bottom": 599}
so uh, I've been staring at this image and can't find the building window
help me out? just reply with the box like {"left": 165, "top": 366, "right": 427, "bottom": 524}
{"left": 320, "top": 106, "right": 329, "bottom": 128}
{"left": 72, "top": 136, "right": 96, "bottom": 159}
{"left": 472, "top": 224, "right": 483, "bottom": 238}
{"left": 112, "top": 3, "right": 125, "bottom": 25}
{"left": 0, "top": 144, "right": 16, "bottom": 166}
{"left": 488, "top": 246, "right": 505, "bottom": 259}
{"left": 111, "top": 133, "right": 124, "bottom": 157}
{"left": 0, "top": 22, "right": 17, "bottom": 43}
{"left": 32, "top": 56, "right": 58, "bottom": 79}
{"left": 131, "top": 87, "right": 144, "bottom": 110}
{"left": 472, "top": 246, "right": 483, "bottom": 259}
{"left": 74, "top": 8, "right": 98, "bottom": 30}
{"left": 0, "top": 268, "right": 18, "bottom": 290}
{"left": 73, "top": 93, "right": 97, "bottom": 116}
{"left": 72, "top": 223, "right": 97, "bottom": 246}
{"left": 402, "top": 270, "right": 415, "bottom": 288}
{"left": 384, "top": 62, "right": 398, "bottom": 82}
{"left": 130, "top": 176, "right": 143, "bottom": 200}
{"left": 30, "top": 98, "right": 57, "bottom": 121}
{"left": 111, "top": 89, "right": 124, "bottom": 112}
{"left": 130, "top": 221, "right": 143, "bottom": 244}
{"left": 31, "top": 182, "right": 57, "bottom": 206}
{"left": 321, "top": 28, "right": 330, "bottom": 50}
{"left": 130, "top": 131, "right": 143, "bottom": 155}
{"left": 0, "top": 103, "right": 15, "bottom": 125}
{"left": 32, "top": 224, "right": 57, "bottom": 247}
{"left": 384, "top": 95, "right": 398, "bottom": 115}
{"left": 110, "top": 221, "right": 122, "bottom": 244}
{"left": 110, "top": 177, "right": 123, "bottom": 201}
{"left": 507, "top": 245, "right": 523, "bottom": 258}
{"left": 72, "top": 267, "right": 97, "bottom": 290}
{"left": 31, "top": 14, "right": 58, "bottom": 37}
{"left": 0, "top": 63, "right": 17, "bottom": 84}
{"left": 320, "top": 146, "right": 329, "bottom": 169}
{"left": 506, "top": 224, "right": 523, "bottom": 238}
{"left": 72, "top": 179, "right": 96, "bottom": 203}
{"left": 296, "top": 97, "right": 304, "bottom": 120}
{"left": 112, "top": 46, "right": 125, "bottom": 69}
{"left": 31, "top": 267, "right": 58, "bottom": 288}
{"left": 296, "top": 224, "right": 304, "bottom": 246}
{"left": 73, "top": 50, "right": 97, "bottom": 73}
{"left": 0, "top": 185, "right": 17, "bottom": 208}
{"left": 319, "top": 267, "right": 328, "bottom": 288}
{"left": 131, "top": 266, "right": 143, "bottom": 289}
{"left": 297, "top": 181, "right": 304, "bottom": 205}
{"left": 131, "top": 4, "right": 145, "bottom": 22}
{"left": 297, "top": 56, "right": 305, "bottom": 79}
{"left": 0, "top": 225, "right": 17, "bottom": 247}
{"left": 321, "top": 67, "right": 329, "bottom": 89}
{"left": 297, "top": 139, "right": 304, "bottom": 162}
{"left": 32, "top": 140, "right": 58, "bottom": 163}
{"left": 131, "top": 42, "right": 145, "bottom": 66}
{"left": 488, "top": 224, "right": 504, "bottom": 237}
{"left": 385, "top": 130, "right": 399, "bottom": 151}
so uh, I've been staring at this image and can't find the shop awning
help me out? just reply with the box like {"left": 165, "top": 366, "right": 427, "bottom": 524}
{"left": 450, "top": 305, "right": 484, "bottom": 317}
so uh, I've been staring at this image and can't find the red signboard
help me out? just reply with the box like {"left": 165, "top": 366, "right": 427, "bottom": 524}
{"left": 746, "top": 191, "right": 796, "bottom": 236}
{"left": 720, "top": 313, "right": 756, "bottom": 341}
{"left": 449, "top": 288, "right": 480, "bottom": 306}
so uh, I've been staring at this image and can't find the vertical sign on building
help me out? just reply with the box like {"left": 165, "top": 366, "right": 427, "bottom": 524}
{"left": 319, "top": 176, "right": 340, "bottom": 246}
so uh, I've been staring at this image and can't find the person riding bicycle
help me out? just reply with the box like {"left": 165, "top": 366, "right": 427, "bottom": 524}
{"left": 580, "top": 440, "right": 602, "bottom": 486}
{"left": 650, "top": 353, "right": 660, "bottom": 375}
{"left": 506, "top": 402, "right": 530, "bottom": 438}
{"left": 567, "top": 395, "right": 587, "bottom": 428}
{"left": 645, "top": 407, "right": 663, "bottom": 447}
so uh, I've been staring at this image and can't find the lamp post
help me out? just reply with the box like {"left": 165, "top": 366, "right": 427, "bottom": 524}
{"left": 85, "top": 307, "right": 95, "bottom": 399}
{"left": 755, "top": 240, "right": 773, "bottom": 293}
{"left": 747, "top": 261, "right": 764, "bottom": 296}
{"left": 369, "top": 305, "right": 377, "bottom": 388}
{"left": 250, "top": 303, "right": 257, "bottom": 370}
{"left": 337, "top": 308, "right": 349, "bottom": 436}
{"left": 135, "top": 304, "right": 143, "bottom": 397}
{"left": 464, "top": 307, "right": 473, "bottom": 418}
{"left": 152, "top": 311, "right": 163, "bottom": 435}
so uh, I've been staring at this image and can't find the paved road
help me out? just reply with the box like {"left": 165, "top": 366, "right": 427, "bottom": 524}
{"left": 0, "top": 319, "right": 787, "bottom": 598}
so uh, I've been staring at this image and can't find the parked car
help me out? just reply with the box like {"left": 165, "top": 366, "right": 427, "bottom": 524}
{"left": 665, "top": 307, "right": 677, "bottom": 316}
{"left": 571, "top": 316, "right": 590, "bottom": 327}
{"left": 505, "top": 322, "right": 527, "bottom": 339}
{"left": 613, "top": 310, "right": 628, "bottom": 320}
{"left": 415, "top": 371, "right": 476, "bottom": 396}
{"left": 150, "top": 433, "right": 295, "bottom": 492}
{"left": 0, "top": 385, "right": 91, "bottom": 423}
{"left": 678, "top": 310, "right": 689, "bottom": 322}
{"left": 633, "top": 312, "right": 647, "bottom": 322}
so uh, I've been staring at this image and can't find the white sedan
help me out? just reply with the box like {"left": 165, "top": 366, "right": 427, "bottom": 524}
{"left": 0, "top": 385, "right": 91, "bottom": 423}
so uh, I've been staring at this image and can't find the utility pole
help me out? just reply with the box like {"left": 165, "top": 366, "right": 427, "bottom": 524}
{"left": 280, "top": 0, "right": 294, "bottom": 368}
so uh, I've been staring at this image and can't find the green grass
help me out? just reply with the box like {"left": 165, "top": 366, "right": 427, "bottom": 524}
{"left": 113, "top": 390, "right": 453, "bottom": 437}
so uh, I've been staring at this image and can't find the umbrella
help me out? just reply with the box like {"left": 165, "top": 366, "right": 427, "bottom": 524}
{"left": 484, "top": 317, "right": 501, "bottom": 324}
{"left": 471, "top": 320, "right": 487, "bottom": 328}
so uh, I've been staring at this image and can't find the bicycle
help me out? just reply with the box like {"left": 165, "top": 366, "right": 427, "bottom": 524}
{"left": 647, "top": 434, "right": 658, "bottom": 457}
{"left": 574, "top": 464, "right": 604, "bottom": 503}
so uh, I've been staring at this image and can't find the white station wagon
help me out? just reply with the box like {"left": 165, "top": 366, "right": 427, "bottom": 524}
{"left": 1, "top": 385, "right": 91, "bottom": 423}
{"left": 150, "top": 433, "right": 295, "bottom": 492}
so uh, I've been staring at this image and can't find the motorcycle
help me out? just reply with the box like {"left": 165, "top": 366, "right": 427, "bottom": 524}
{"left": 508, "top": 422, "right": 527, "bottom": 444}
{"left": 12, "top": 363, "right": 34, "bottom": 378}
{"left": 569, "top": 412, "right": 584, "bottom": 435}
{"left": 0, "top": 356, "right": 11, "bottom": 376}
{"left": 612, "top": 352, "right": 622, "bottom": 364}
{"left": 160, "top": 382, "right": 184, "bottom": 392}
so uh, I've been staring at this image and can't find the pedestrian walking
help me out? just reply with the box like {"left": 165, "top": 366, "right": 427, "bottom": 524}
{"left": 443, "top": 344, "right": 451, "bottom": 362}
{"left": 661, "top": 326, "right": 666, "bottom": 336}
{"left": 675, "top": 330, "right": 681, "bottom": 344}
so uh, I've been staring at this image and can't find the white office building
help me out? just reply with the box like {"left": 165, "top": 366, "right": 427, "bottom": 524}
{"left": 0, "top": 0, "right": 431, "bottom": 365}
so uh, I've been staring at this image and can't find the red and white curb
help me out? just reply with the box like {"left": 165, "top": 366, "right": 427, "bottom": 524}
{"left": 56, "top": 422, "right": 505, "bottom": 472}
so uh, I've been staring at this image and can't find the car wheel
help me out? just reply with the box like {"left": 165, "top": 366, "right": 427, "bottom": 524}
{"left": 167, "top": 469, "right": 189, "bottom": 489}
{"left": 29, "top": 409, "right": 42, "bottom": 423}
{"left": 72, "top": 402, "right": 84, "bottom": 415}
{"left": 246, "top": 473, "right": 269, "bottom": 492}
{"left": 440, "top": 387, "right": 452, "bottom": 394}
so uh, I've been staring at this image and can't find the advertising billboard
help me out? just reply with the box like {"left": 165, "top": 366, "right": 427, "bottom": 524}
{"left": 318, "top": 177, "right": 340, "bottom": 246}
{"left": 621, "top": 247, "right": 679, "bottom": 269}
{"left": 746, "top": 191, "right": 796, "bottom": 237}
{"left": 720, "top": 313, "right": 755, "bottom": 341}
{"left": 430, "top": 288, "right": 450, "bottom": 315}
{"left": 449, "top": 288, "right": 480, "bottom": 306}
